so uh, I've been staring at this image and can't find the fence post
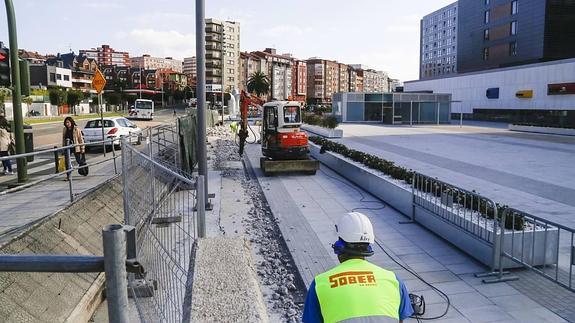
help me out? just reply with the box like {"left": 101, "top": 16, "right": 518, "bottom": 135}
{"left": 65, "top": 139, "right": 74, "bottom": 202}
{"left": 53, "top": 146, "right": 59, "bottom": 174}
{"left": 102, "top": 224, "right": 129, "bottom": 323}
{"left": 148, "top": 127, "right": 156, "bottom": 217}
{"left": 197, "top": 175, "right": 206, "bottom": 238}
{"left": 121, "top": 137, "right": 130, "bottom": 225}
{"left": 112, "top": 138, "right": 117, "bottom": 175}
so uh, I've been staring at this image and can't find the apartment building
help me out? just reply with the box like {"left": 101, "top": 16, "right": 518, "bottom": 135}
{"left": 420, "top": 2, "right": 458, "bottom": 79}
{"left": 80, "top": 44, "right": 130, "bottom": 67}
{"left": 458, "top": 0, "right": 575, "bottom": 73}
{"left": 239, "top": 52, "right": 267, "bottom": 93}
{"left": 130, "top": 55, "right": 183, "bottom": 73}
{"left": 291, "top": 59, "right": 307, "bottom": 102}
{"left": 252, "top": 48, "right": 292, "bottom": 100}
{"left": 183, "top": 57, "right": 196, "bottom": 83}
{"left": 205, "top": 18, "right": 240, "bottom": 92}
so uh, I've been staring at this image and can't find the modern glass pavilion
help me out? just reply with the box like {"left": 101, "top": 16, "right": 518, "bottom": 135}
{"left": 332, "top": 92, "right": 452, "bottom": 124}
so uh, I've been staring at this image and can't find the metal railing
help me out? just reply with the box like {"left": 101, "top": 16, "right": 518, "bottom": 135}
{"left": 484, "top": 207, "right": 575, "bottom": 292}
{"left": 121, "top": 137, "right": 206, "bottom": 322}
{"left": 0, "top": 136, "right": 124, "bottom": 201}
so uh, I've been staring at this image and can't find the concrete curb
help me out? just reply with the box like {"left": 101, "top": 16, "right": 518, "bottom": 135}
{"left": 509, "top": 124, "right": 575, "bottom": 136}
{"left": 191, "top": 237, "right": 269, "bottom": 322}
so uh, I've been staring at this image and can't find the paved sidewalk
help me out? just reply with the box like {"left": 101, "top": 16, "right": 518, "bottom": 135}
{"left": 244, "top": 144, "right": 571, "bottom": 322}
{"left": 335, "top": 124, "right": 575, "bottom": 228}
{"left": 0, "top": 152, "right": 121, "bottom": 245}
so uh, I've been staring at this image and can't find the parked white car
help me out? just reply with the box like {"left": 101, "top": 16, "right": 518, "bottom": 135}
{"left": 83, "top": 117, "right": 142, "bottom": 148}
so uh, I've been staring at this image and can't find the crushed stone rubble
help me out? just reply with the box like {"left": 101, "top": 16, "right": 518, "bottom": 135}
{"left": 212, "top": 126, "right": 304, "bottom": 323}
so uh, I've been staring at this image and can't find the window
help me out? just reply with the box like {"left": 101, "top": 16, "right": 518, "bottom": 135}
{"left": 510, "top": 21, "right": 517, "bottom": 35}
{"left": 485, "top": 0, "right": 490, "bottom": 5}
{"left": 56, "top": 74, "right": 62, "bottom": 80}
{"left": 511, "top": 0, "right": 518, "bottom": 14}
{"left": 484, "top": 10, "right": 490, "bottom": 24}
{"left": 509, "top": 41, "right": 517, "bottom": 56}
{"left": 64, "top": 75, "right": 70, "bottom": 81}
{"left": 49, "top": 73, "right": 56, "bottom": 82}
{"left": 483, "top": 47, "right": 490, "bottom": 60}
{"left": 484, "top": 29, "right": 490, "bottom": 40}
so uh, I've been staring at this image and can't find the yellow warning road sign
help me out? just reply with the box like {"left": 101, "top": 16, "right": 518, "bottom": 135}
{"left": 92, "top": 68, "right": 106, "bottom": 94}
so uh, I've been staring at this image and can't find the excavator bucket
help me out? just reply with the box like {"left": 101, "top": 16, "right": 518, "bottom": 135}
{"left": 260, "top": 158, "right": 319, "bottom": 176}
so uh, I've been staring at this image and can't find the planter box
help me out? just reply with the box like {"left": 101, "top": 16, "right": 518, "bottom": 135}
{"left": 309, "top": 142, "right": 412, "bottom": 218}
{"left": 310, "top": 142, "right": 558, "bottom": 269}
{"left": 414, "top": 205, "right": 558, "bottom": 268}
{"left": 302, "top": 125, "right": 343, "bottom": 138}
{"left": 509, "top": 124, "right": 575, "bottom": 136}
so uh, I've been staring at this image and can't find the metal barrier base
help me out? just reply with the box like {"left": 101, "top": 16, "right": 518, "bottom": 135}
{"left": 475, "top": 271, "right": 519, "bottom": 284}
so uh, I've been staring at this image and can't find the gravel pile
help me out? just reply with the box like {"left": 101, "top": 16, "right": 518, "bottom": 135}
{"left": 211, "top": 128, "right": 305, "bottom": 322}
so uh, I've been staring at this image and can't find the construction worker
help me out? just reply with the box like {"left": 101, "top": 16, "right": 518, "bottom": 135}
{"left": 230, "top": 121, "right": 239, "bottom": 134}
{"left": 303, "top": 212, "right": 414, "bottom": 323}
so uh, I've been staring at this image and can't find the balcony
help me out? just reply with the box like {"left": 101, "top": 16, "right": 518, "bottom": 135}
{"left": 205, "top": 35, "right": 221, "bottom": 42}
{"left": 205, "top": 25, "right": 222, "bottom": 33}
{"left": 206, "top": 61, "right": 222, "bottom": 68}
{"left": 206, "top": 52, "right": 222, "bottom": 59}
{"left": 207, "top": 69, "right": 222, "bottom": 76}
{"left": 206, "top": 43, "right": 222, "bottom": 51}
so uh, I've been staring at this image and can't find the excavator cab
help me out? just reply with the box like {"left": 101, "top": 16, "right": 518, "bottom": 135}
{"left": 261, "top": 102, "right": 309, "bottom": 160}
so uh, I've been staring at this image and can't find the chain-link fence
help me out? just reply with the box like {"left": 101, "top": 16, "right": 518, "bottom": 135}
{"left": 122, "top": 138, "right": 203, "bottom": 322}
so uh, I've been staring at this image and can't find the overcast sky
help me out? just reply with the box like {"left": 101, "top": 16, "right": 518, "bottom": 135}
{"left": 0, "top": 0, "right": 454, "bottom": 81}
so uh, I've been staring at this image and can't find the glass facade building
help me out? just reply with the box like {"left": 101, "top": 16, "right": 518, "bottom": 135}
{"left": 332, "top": 92, "right": 452, "bottom": 124}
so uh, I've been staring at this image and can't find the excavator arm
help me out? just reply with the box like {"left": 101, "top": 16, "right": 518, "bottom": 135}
{"left": 238, "top": 90, "right": 265, "bottom": 156}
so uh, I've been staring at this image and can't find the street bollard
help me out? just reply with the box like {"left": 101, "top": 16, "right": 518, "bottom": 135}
{"left": 102, "top": 224, "right": 129, "bottom": 323}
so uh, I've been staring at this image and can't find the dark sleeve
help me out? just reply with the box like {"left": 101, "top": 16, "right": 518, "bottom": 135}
{"left": 302, "top": 280, "right": 323, "bottom": 323}
{"left": 396, "top": 275, "right": 414, "bottom": 321}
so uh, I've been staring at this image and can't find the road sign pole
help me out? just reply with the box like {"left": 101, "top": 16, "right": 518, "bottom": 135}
{"left": 92, "top": 68, "right": 107, "bottom": 157}
{"left": 5, "top": 0, "right": 27, "bottom": 182}
{"left": 100, "top": 92, "right": 105, "bottom": 157}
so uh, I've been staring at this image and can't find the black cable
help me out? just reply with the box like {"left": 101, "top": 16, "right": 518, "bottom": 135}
{"left": 374, "top": 239, "right": 451, "bottom": 321}
{"left": 319, "top": 166, "right": 450, "bottom": 320}
{"left": 319, "top": 168, "right": 386, "bottom": 212}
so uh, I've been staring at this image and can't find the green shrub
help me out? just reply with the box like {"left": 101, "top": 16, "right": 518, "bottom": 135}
{"left": 309, "top": 136, "right": 523, "bottom": 230}
{"left": 303, "top": 113, "right": 339, "bottom": 129}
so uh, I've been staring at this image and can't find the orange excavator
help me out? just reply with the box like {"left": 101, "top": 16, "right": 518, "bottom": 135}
{"left": 238, "top": 91, "right": 319, "bottom": 176}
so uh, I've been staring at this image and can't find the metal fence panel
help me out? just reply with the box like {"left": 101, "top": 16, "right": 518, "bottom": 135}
{"left": 122, "top": 141, "right": 199, "bottom": 322}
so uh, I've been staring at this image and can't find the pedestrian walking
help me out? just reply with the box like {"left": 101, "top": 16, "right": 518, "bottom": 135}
{"left": 62, "top": 116, "right": 86, "bottom": 180}
{"left": 173, "top": 109, "right": 177, "bottom": 117}
{"left": 0, "top": 116, "right": 14, "bottom": 175}
{"left": 303, "top": 212, "right": 414, "bottom": 323}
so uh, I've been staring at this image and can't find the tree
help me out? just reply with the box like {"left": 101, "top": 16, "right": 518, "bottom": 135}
{"left": 105, "top": 92, "right": 121, "bottom": 107}
{"left": 22, "top": 96, "right": 33, "bottom": 111}
{"left": 49, "top": 88, "right": 67, "bottom": 114}
{"left": 247, "top": 71, "right": 270, "bottom": 97}
{"left": 66, "top": 90, "right": 84, "bottom": 115}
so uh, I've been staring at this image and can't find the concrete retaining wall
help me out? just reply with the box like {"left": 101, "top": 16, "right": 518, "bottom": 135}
{"left": 509, "top": 124, "right": 575, "bottom": 136}
{"left": 302, "top": 124, "right": 343, "bottom": 138}
{"left": 0, "top": 177, "right": 124, "bottom": 322}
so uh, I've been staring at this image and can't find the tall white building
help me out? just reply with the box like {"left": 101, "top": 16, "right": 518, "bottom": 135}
{"left": 130, "top": 55, "right": 183, "bottom": 73}
{"left": 420, "top": 2, "right": 458, "bottom": 79}
{"left": 205, "top": 18, "right": 240, "bottom": 92}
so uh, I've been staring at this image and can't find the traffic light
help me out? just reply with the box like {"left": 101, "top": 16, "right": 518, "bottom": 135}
{"left": 0, "top": 47, "right": 10, "bottom": 87}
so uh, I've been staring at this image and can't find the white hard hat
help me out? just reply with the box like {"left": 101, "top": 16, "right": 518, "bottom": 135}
{"left": 336, "top": 212, "right": 374, "bottom": 244}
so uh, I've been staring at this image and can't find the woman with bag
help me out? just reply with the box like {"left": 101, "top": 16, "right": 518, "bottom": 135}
{"left": 62, "top": 116, "right": 86, "bottom": 180}
{"left": 0, "top": 116, "right": 14, "bottom": 175}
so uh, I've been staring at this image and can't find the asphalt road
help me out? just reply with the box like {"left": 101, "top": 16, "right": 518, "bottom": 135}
{"left": 31, "top": 107, "right": 185, "bottom": 150}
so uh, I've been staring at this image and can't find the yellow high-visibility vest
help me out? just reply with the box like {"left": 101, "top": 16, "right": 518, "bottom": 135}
{"left": 315, "top": 259, "right": 401, "bottom": 322}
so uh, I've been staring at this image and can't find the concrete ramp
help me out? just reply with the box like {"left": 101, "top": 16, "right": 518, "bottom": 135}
{"left": 191, "top": 237, "right": 269, "bottom": 322}
{"left": 0, "top": 177, "right": 125, "bottom": 322}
